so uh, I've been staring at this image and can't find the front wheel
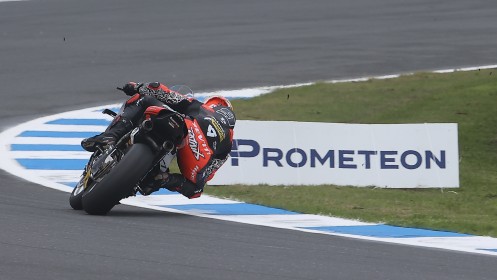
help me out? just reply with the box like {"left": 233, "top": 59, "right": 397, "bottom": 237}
{"left": 82, "top": 143, "right": 156, "bottom": 215}
{"left": 69, "top": 179, "right": 86, "bottom": 210}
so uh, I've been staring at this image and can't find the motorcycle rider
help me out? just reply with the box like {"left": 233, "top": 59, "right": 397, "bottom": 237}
{"left": 81, "top": 82, "right": 236, "bottom": 199}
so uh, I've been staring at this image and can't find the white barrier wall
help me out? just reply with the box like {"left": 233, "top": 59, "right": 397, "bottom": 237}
{"left": 209, "top": 121, "right": 459, "bottom": 188}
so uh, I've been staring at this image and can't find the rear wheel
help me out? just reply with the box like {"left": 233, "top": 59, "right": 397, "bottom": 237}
{"left": 82, "top": 143, "right": 155, "bottom": 215}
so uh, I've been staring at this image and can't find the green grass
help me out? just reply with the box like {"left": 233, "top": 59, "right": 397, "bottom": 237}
{"left": 204, "top": 69, "right": 497, "bottom": 237}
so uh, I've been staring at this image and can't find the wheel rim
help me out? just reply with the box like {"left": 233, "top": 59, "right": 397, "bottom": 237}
{"left": 72, "top": 180, "right": 86, "bottom": 196}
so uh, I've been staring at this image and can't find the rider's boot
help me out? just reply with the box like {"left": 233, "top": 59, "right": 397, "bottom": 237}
{"left": 140, "top": 172, "right": 170, "bottom": 196}
{"left": 81, "top": 117, "right": 133, "bottom": 152}
{"left": 139, "top": 170, "right": 187, "bottom": 196}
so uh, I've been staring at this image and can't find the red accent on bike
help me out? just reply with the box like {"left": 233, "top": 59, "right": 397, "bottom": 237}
{"left": 126, "top": 93, "right": 141, "bottom": 105}
{"left": 144, "top": 106, "right": 165, "bottom": 116}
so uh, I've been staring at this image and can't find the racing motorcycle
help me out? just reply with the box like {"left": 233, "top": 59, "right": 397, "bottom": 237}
{"left": 69, "top": 86, "right": 191, "bottom": 215}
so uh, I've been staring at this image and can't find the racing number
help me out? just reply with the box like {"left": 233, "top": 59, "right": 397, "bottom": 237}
{"left": 207, "top": 124, "right": 217, "bottom": 138}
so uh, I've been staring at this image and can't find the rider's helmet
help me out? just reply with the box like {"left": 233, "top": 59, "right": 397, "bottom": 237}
{"left": 204, "top": 95, "right": 233, "bottom": 110}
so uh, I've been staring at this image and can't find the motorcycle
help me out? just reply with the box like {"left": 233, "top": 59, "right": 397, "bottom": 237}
{"left": 69, "top": 86, "right": 192, "bottom": 215}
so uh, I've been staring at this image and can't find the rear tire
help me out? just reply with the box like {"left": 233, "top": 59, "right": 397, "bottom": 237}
{"left": 82, "top": 143, "right": 155, "bottom": 215}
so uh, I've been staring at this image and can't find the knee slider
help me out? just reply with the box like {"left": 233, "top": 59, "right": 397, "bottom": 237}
{"left": 178, "top": 180, "right": 203, "bottom": 199}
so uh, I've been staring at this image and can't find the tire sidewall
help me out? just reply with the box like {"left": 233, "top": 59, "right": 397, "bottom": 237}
{"left": 81, "top": 143, "right": 156, "bottom": 215}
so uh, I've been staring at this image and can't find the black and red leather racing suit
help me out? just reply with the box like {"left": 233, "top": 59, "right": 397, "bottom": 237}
{"left": 119, "top": 82, "right": 236, "bottom": 198}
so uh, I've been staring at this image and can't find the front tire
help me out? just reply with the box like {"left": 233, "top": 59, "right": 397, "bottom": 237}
{"left": 69, "top": 179, "right": 86, "bottom": 210}
{"left": 82, "top": 143, "right": 155, "bottom": 215}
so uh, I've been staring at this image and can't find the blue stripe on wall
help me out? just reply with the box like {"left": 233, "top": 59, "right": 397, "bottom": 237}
{"left": 11, "top": 144, "right": 84, "bottom": 151}
{"left": 17, "top": 131, "right": 97, "bottom": 138}
{"left": 163, "top": 203, "right": 299, "bottom": 215}
{"left": 16, "top": 159, "right": 87, "bottom": 170}
{"left": 46, "top": 119, "right": 110, "bottom": 126}
{"left": 302, "top": 225, "right": 472, "bottom": 238}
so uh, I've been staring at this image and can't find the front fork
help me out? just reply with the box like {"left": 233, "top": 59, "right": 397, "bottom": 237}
{"left": 81, "top": 146, "right": 122, "bottom": 190}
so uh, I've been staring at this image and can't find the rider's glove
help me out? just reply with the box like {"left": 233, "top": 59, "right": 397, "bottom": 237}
{"left": 122, "top": 82, "right": 141, "bottom": 96}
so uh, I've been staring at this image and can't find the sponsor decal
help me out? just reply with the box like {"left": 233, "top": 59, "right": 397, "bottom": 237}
{"left": 230, "top": 139, "right": 446, "bottom": 170}
{"left": 216, "top": 108, "right": 235, "bottom": 127}
{"left": 188, "top": 122, "right": 212, "bottom": 160}
{"left": 168, "top": 115, "right": 180, "bottom": 128}
{"left": 188, "top": 128, "right": 204, "bottom": 160}
{"left": 190, "top": 165, "right": 200, "bottom": 181}
{"left": 204, "top": 117, "right": 226, "bottom": 142}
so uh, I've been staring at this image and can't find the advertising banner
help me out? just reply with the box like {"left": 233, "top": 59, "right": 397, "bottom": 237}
{"left": 209, "top": 121, "right": 459, "bottom": 188}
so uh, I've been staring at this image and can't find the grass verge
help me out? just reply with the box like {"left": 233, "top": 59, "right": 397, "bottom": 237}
{"left": 204, "top": 69, "right": 497, "bottom": 237}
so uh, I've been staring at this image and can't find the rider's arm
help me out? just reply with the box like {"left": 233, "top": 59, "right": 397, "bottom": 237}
{"left": 122, "top": 81, "right": 202, "bottom": 115}
{"left": 137, "top": 82, "right": 203, "bottom": 115}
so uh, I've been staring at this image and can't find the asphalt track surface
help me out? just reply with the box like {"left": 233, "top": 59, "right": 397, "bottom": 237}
{"left": 1, "top": 0, "right": 497, "bottom": 279}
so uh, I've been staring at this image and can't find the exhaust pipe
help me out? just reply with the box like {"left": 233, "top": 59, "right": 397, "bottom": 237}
{"left": 163, "top": 141, "right": 174, "bottom": 152}
{"left": 141, "top": 119, "right": 153, "bottom": 131}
